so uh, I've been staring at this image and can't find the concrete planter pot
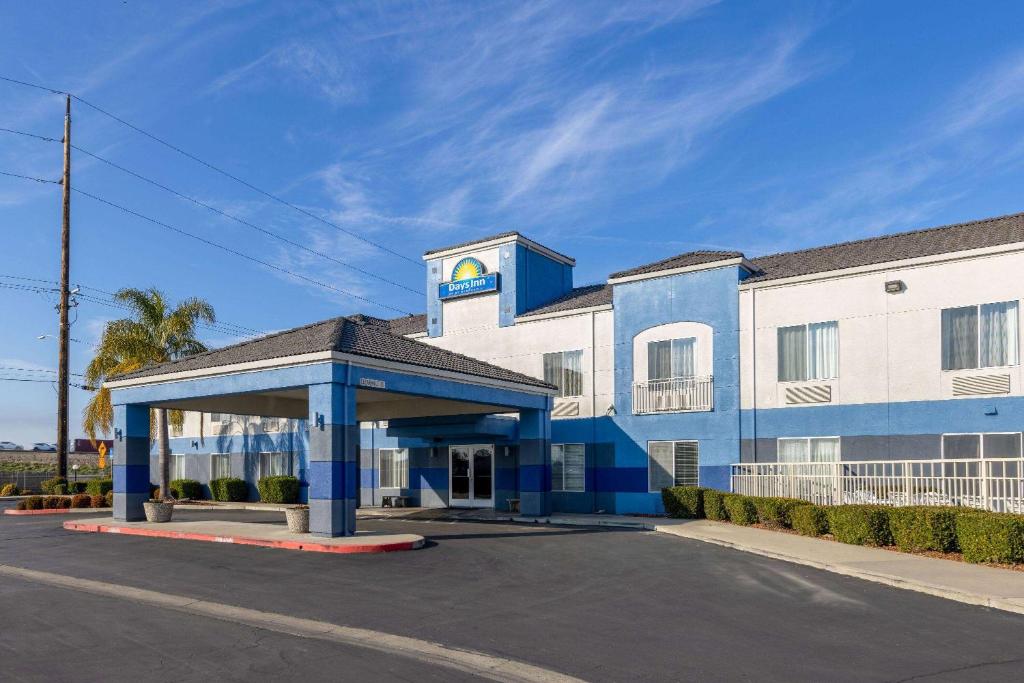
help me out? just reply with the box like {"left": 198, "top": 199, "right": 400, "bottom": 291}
{"left": 285, "top": 506, "right": 309, "bottom": 533}
{"left": 143, "top": 501, "right": 174, "bottom": 523}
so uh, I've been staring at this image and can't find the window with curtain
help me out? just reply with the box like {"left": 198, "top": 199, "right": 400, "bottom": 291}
{"left": 543, "top": 350, "right": 584, "bottom": 397}
{"left": 942, "top": 301, "right": 1019, "bottom": 370}
{"left": 258, "top": 452, "right": 292, "bottom": 479}
{"left": 379, "top": 448, "right": 409, "bottom": 488}
{"left": 171, "top": 454, "right": 186, "bottom": 480}
{"left": 647, "top": 338, "right": 696, "bottom": 381}
{"left": 551, "top": 443, "right": 585, "bottom": 492}
{"left": 777, "top": 437, "right": 840, "bottom": 463}
{"left": 777, "top": 321, "right": 838, "bottom": 381}
{"left": 210, "top": 453, "right": 230, "bottom": 480}
{"left": 647, "top": 441, "right": 699, "bottom": 491}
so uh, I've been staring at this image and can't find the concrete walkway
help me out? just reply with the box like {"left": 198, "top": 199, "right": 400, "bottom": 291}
{"left": 361, "top": 506, "right": 1024, "bottom": 614}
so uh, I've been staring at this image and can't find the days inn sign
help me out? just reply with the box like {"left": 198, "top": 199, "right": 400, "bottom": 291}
{"left": 438, "top": 257, "right": 500, "bottom": 300}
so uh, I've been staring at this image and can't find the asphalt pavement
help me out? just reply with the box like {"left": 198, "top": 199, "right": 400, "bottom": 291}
{"left": 1, "top": 503, "right": 1023, "bottom": 682}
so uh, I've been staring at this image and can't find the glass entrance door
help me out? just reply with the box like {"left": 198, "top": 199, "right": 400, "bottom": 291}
{"left": 449, "top": 444, "right": 494, "bottom": 508}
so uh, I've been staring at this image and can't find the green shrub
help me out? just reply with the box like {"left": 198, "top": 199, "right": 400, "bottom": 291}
{"left": 791, "top": 504, "right": 829, "bottom": 537}
{"left": 170, "top": 479, "right": 203, "bottom": 500}
{"left": 104, "top": 491, "right": 114, "bottom": 507}
{"left": 0, "top": 482, "right": 18, "bottom": 496}
{"left": 956, "top": 511, "right": 1024, "bottom": 564}
{"left": 826, "top": 505, "right": 892, "bottom": 546}
{"left": 703, "top": 489, "right": 728, "bottom": 521}
{"left": 24, "top": 495, "right": 44, "bottom": 510}
{"left": 70, "top": 494, "right": 91, "bottom": 508}
{"left": 40, "top": 477, "right": 67, "bottom": 495}
{"left": 85, "top": 478, "right": 113, "bottom": 496}
{"left": 90, "top": 492, "right": 107, "bottom": 508}
{"left": 661, "top": 486, "right": 705, "bottom": 518}
{"left": 210, "top": 477, "right": 248, "bottom": 502}
{"left": 43, "top": 495, "right": 62, "bottom": 509}
{"left": 723, "top": 494, "right": 757, "bottom": 525}
{"left": 752, "top": 497, "right": 809, "bottom": 528}
{"left": 66, "top": 481, "right": 87, "bottom": 494}
{"left": 887, "top": 507, "right": 959, "bottom": 553}
{"left": 257, "top": 476, "right": 299, "bottom": 504}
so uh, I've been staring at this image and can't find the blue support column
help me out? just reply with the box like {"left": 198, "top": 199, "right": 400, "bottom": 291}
{"left": 308, "top": 382, "right": 358, "bottom": 537}
{"left": 518, "top": 405, "right": 552, "bottom": 517}
{"left": 113, "top": 403, "right": 151, "bottom": 521}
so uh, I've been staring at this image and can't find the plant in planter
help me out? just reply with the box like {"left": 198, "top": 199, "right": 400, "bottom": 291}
{"left": 285, "top": 505, "right": 309, "bottom": 533}
{"left": 143, "top": 497, "right": 174, "bottom": 523}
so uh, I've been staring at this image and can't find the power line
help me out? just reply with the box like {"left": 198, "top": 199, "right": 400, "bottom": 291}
{"left": 72, "top": 144, "right": 424, "bottom": 295}
{"left": 0, "top": 366, "right": 85, "bottom": 377}
{"left": 0, "top": 126, "right": 60, "bottom": 143}
{"left": 0, "top": 170, "right": 59, "bottom": 184}
{"left": 72, "top": 187, "right": 413, "bottom": 315}
{"left": 0, "top": 376, "right": 90, "bottom": 389}
{"left": 0, "top": 274, "right": 264, "bottom": 339}
{"left": 69, "top": 93, "right": 425, "bottom": 269}
{"left": 2, "top": 75, "right": 424, "bottom": 267}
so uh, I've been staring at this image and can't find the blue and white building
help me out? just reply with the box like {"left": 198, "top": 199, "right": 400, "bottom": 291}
{"left": 107, "top": 211, "right": 1024, "bottom": 531}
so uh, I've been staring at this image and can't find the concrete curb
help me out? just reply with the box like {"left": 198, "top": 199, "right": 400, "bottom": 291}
{"left": 63, "top": 520, "right": 425, "bottom": 554}
{"left": 5, "top": 507, "right": 111, "bottom": 516}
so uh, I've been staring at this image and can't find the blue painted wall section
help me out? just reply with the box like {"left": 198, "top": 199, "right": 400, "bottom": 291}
{"left": 112, "top": 403, "right": 150, "bottom": 521}
{"left": 308, "top": 382, "right": 358, "bottom": 537}
{"left": 518, "top": 404, "right": 553, "bottom": 516}
{"left": 514, "top": 244, "right": 574, "bottom": 317}
{"left": 606, "top": 265, "right": 745, "bottom": 513}
{"left": 427, "top": 257, "right": 444, "bottom": 337}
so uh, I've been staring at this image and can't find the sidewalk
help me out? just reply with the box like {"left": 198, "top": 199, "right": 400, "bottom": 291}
{"left": 361, "top": 506, "right": 1024, "bottom": 615}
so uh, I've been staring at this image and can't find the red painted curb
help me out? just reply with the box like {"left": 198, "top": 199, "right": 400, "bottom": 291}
{"left": 62, "top": 520, "right": 422, "bottom": 554}
{"left": 5, "top": 508, "right": 110, "bottom": 516}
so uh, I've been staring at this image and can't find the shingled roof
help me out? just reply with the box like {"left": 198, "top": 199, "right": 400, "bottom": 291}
{"left": 115, "top": 315, "right": 555, "bottom": 390}
{"left": 745, "top": 211, "right": 1024, "bottom": 282}
{"left": 609, "top": 250, "right": 745, "bottom": 280}
{"left": 520, "top": 284, "right": 612, "bottom": 317}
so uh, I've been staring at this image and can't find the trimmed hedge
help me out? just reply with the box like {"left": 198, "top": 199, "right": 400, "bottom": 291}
{"left": 170, "top": 479, "right": 203, "bottom": 500}
{"left": 752, "top": 497, "right": 809, "bottom": 528}
{"left": 723, "top": 494, "right": 757, "bottom": 525}
{"left": 90, "top": 492, "right": 108, "bottom": 508}
{"left": 888, "top": 507, "right": 959, "bottom": 553}
{"left": 662, "top": 486, "right": 705, "bottom": 518}
{"left": 40, "top": 477, "right": 67, "bottom": 495}
{"left": 703, "top": 489, "right": 728, "bottom": 521}
{"left": 826, "top": 505, "right": 892, "bottom": 546}
{"left": 791, "top": 504, "right": 829, "bottom": 537}
{"left": 257, "top": 476, "right": 300, "bottom": 504}
{"left": 956, "top": 512, "right": 1024, "bottom": 564}
{"left": 23, "top": 495, "right": 44, "bottom": 510}
{"left": 70, "top": 494, "right": 91, "bottom": 508}
{"left": 85, "top": 478, "right": 113, "bottom": 496}
{"left": 210, "top": 477, "right": 248, "bottom": 502}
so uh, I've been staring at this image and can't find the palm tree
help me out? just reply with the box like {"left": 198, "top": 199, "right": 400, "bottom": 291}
{"left": 83, "top": 288, "right": 215, "bottom": 500}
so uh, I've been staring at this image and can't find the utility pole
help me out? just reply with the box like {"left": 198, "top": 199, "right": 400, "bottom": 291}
{"left": 56, "top": 94, "right": 71, "bottom": 479}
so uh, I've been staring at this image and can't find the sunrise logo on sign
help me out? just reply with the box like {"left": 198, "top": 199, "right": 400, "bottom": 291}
{"left": 439, "top": 257, "right": 500, "bottom": 299}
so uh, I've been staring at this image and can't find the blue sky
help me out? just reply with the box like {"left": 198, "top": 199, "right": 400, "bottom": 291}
{"left": 2, "top": 0, "right": 1024, "bottom": 444}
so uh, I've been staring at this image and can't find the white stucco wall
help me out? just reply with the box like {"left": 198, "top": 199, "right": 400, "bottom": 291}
{"left": 740, "top": 247, "right": 1024, "bottom": 410}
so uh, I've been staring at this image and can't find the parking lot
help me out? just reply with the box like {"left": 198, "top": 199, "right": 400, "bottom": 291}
{"left": 2, "top": 503, "right": 1023, "bottom": 681}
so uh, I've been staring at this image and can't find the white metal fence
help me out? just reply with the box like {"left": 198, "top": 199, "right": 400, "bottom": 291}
{"left": 633, "top": 376, "right": 713, "bottom": 415}
{"left": 730, "top": 458, "right": 1024, "bottom": 514}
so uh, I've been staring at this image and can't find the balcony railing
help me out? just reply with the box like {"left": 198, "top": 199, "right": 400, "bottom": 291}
{"left": 730, "top": 458, "right": 1024, "bottom": 514}
{"left": 632, "top": 376, "right": 713, "bottom": 415}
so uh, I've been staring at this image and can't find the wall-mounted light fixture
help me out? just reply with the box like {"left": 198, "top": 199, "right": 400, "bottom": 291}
{"left": 884, "top": 280, "right": 905, "bottom": 294}
{"left": 314, "top": 412, "right": 325, "bottom": 430}
{"left": 114, "top": 428, "right": 123, "bottom": 441}
{"left": 191, "top": 440, "right": 200, "bottom": 450}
